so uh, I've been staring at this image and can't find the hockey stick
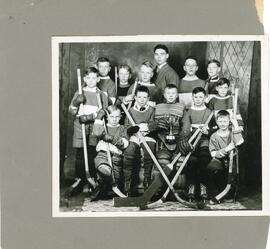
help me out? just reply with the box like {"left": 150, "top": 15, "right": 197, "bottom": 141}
{"left": 143, "top": 112, "right": 214, "bottom": 210}
{"left": 115, "top": 66, "right": 118, "bottom": 96}
{"left": 113, "top": 116, "right": 210, "bottom": 208}
{"left": 121, "top": 104, "right": 202, "bottom": 209}
{"left": 76, "top": 69, "right": 97, "bottom": 189}
{"left": 212, "top": 88, "right": 239, "bottom": 203}
{"left": 127, "top": 78, "right": 138, "bottom": 110}
{"left": 96, "top": 93, "right": 127, "bottom": 198}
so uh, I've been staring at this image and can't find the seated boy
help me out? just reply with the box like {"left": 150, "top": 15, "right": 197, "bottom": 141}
{"left": 96, "top": 57, "right": 116, "bottom": 104}
{"left": 68, "top": 67, "right": 108, "bottom": 196}
{"left": 178, "top": 56, "right": 205, "bottom": 109}
{"left": 91, "top": 105, "right": 138, "bottom": 200}
{"left": 180, "top": 87, "right": 213, "bottom": 202}
{"left": 123, "top": 86, "right": 157, "bottom": 195}
{"left": 207, "top": 77, "right": 244, "bottom": 130}
{"left": 155, "top": 84, "right": 190, "bottom": 190}
{"left": 207, "top": 110, "right": 244, "bottom": 203}
{"left": 123, "top": 61, "right": 162, "bottom": 107}
{"left": 205, "top": 59, "right": 221, "bottom": 98}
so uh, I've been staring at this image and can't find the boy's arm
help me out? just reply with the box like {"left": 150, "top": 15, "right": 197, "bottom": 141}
{"left": 180, "top": 109, "right": 191, "bottom": 137}
{"left": 122, "top": 83, "right": 135, "bottom": 105}
{"left": 112, "top": 126, "right": 129, "bottom": 150}
{"left": 232, "top": 129, "right": 244, "bottom": 146}
{"left": 92, "top": 110, "right": 107, "bottom": 137}
{"left": 68, "top": 91, "right": 85, "bottom": 116}
{"left": 148, "top": 108, "right": 158, "bottom": 132}
{"left": 166, "top": 70, "right": 179, "bottom": 88}
{"left": 209, "top": 135, "right": 228, "bottom": 158}
{"left": 108, "top": 80, "right": 117, "bottom": 104}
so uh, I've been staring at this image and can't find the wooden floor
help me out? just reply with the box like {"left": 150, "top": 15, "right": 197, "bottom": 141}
{"left": 59, "top": 180, "right": 262, "bottom": 213}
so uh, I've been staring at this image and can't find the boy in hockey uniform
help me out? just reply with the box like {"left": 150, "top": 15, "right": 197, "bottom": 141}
{"left": 155, "top": 84, "right": 192, "bottom": 190}
{"left": 205, "top": 59, "right": 221, "bottom": 97}
{"left": 180, "top": 87, "right": 213, "bottom": 202}
{"left": 68, "top": 67, "right": 108, "bottom": 196}
{"left": 152, "top": 44, "right": 179, "bottom": 91}
{"left": 178, "top": 57, "right": 205, "bottom": 109}
{"left": 96, "top": 57, "right": 116, "bottom": 104}
{"left": 207, "top": 77, "right": 244, "bottom": 130}
{"left": 92, "top": 105, "right": 138, "bottom": 200}
{"left": 123, "top": 61, "right": 162, "bottom": 107}
{"left": 123, "top": 86, "right": 157, "bottom": 195}
{"left": 207, "top": 110, "right": 244, "bottom": 202}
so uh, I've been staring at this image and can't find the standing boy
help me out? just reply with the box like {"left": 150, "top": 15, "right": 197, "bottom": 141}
{"left": 152, "top": 44, "right": 179, "bottom": 91}
{"left": 205, "top": 59, "right": 221, "bottom": 96}
{"left": 178, "top": 57, "right": 205, "bottom": 109}
{"left": 207, "top": 77, "right": 244, "bottom": 130}
{"left": 123, "top": 86, "right": 157, "bottom": 195}
{"left": 96, "top": 57, "right": 117, "bottom": 104}
{"left": 180, "top": 87, "right": 213, "bottom": 202}
{"left": 68, "top": 67, "right": 108, "bottom": 196}
{"left": 124, "top": 61, "right": 162, "bottom": 107}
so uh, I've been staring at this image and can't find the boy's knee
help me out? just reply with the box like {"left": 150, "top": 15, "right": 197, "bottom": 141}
{"left": 207, "top": 158, "right": 223, "bottom": 173}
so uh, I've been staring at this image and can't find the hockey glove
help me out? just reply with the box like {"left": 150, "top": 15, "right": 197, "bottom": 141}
{"left": 79, "top": 114, "right": 95, "bottom": 124}
{"left": 127, "top": 125, "right": 140, "bottom": 136}
{"left": 178, "top": 133, "right": 193, "bottom": 156}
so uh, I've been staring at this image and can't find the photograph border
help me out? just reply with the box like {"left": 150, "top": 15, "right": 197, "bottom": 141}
{"left": 52, "top": 35, "right": 269, "bottom": 217}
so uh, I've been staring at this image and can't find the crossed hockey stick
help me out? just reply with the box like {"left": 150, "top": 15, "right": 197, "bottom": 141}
{"left": 141, "top": 112, "right": 214, "bottom": 210}
{"left": 118, "top": 104, "right": 214, "bottom": 209}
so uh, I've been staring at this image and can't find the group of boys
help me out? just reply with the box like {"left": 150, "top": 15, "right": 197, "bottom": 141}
{"left": 67, "top": 44, "right": 244, "bottom": 205}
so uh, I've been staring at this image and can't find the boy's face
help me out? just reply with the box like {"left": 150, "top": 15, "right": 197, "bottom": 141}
{"left": 192, "top": 92, "right": 206, "bottom": 106}
{"left": 140, "top": 65, "right": 153, "bottom": 83}
{"left": 118, "top": 68, "right": 130, "bottom": 84}
{"left": 97, "top": 62, "right": 111, "bottom": 77}
{"left": 107, "top": 110, "right": 121, "bottom": 126}
{"left": 154, "top": 48, "right": 169, "bottom": 65}
{"left": 83, "top": 73, "right": 99, "bottom": 88}
{"left": 183, "top": 59, "right": 198, "bottom": 76}
{"left": 164, "top": 87, "right": 178, "bottom": 103}
{"left": 216, "top": 84, "right": 229, "bottom": 97}
{"left": 135, "top": 91, "right": 149, "bottom": 107}
{"left": 207, "top": 62, "right": 220, "bottom": 78}
{"left": 216, "top": 116, "right": 230, "bottom": 130}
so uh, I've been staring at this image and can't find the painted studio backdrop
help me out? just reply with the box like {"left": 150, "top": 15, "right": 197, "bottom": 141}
{"left": 58, "top": 41, "right": 261, "bottom": 210}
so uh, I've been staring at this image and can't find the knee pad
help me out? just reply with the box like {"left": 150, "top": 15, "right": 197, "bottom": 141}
{"left": 97, "top": 164, "right": 112, "bottom": 177}
{"left": 156, "top": 150, "right": 172, "bottom": 166}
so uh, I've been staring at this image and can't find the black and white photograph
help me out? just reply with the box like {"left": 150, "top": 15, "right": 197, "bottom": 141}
{"left": 52, "top": 35, "right": 269, "bottom": 216}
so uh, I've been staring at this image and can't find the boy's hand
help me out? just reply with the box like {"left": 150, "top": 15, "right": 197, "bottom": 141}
{"left": 72, "top": 94, "right": 86, "bottom": 107}
{"left": 231, "top": 118, "right": 238, "bottom": 128}
{"left": 79, "top": 114, "right": 94, "bottom": 124}
{"left": 200, "top": 125, "right": 208, "bottom": 135}
{"left": 225, "top": 142, "right": 235, "bottom": 152}
{"left": 127, "top": 125, "right": 140, "bottom": 136}
{"left": 114, "top": 139, "right": 125, "bottom": 149}
{"left": 124, "top": 94, "right": 134, "bottom": 103}
{"left": 102, "top": 134, "right": 113, "bottom": 143}
{"left": 96, "top": 109, "right": 106, "bottom": 120}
